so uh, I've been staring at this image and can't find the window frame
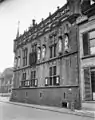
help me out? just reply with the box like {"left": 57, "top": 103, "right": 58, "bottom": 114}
{"left": 47, "top": 66, "right": 60, "bottom": 86}
{"left": 82, "top": 29, "right": 95, "bottom": 57}
{"left": 30, "top": 71, "right": 37, "bottom": 87}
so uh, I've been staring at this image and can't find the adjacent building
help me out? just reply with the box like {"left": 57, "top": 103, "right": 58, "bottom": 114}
{"left": 77, "top": 1, "right": 95, "bottom": 102}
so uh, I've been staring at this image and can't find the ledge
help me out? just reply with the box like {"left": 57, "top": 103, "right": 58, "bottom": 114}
{"left": 14, "top": 51, "right": 78, "bottom": 72}
{"left": 12, "top": 85, "right": 79, "bottom": 90}
{"left": 81, "top": 54, "right": 95, "bottom": 60}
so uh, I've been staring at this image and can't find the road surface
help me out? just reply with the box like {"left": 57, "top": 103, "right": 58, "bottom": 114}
{"left": 0, "top": 101, "right": 94, "bottom": 120}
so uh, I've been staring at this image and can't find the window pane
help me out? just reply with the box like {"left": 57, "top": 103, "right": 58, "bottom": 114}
{"left": 49, "top": 67, "right": 52, "bottom": 76}
{"left": 53, "top": 66, "right": 56, "bottom": 75}
{"left": 90, "top": 39, "right": 95, "bottom": 47}
{"left": 53, "top": 76, "right": 56, "bottom": 85}
{"left": 90, "top": 47, "right": 95, "bottom": 54}
{"left": 91, "top": 71, "right": 95, "bottom": 92}
{"left": 25, "top": 73, "right": 26, "bottom": 80}
{"left": 50, "top": 77, "right": 52, "bottom": 85}
{"left": 50, "top": 47, "right": 52, "bottom": 58}
{"left": 32, "top": 79, "right": 35, "bottom": 86}
{"left": 31, "top": 72, "right": 33, "bottom": 79}
{"left": 89, "top": 31, "right": 95, "bottom": 39}
{"left": 84, "top": 68, "right": 92, "bottom": 100}
{"left": 82, "top": 32, "right": 89, "bottom": 56}
{"left": 54, "top": 44, "right": 56, "bottom": 57}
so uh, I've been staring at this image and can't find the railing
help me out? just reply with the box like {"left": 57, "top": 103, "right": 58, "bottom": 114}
{"left": 20, "top": 79, "right": 38, "bottom": 87}
{"left": 45, "top": 75, "right": 60, "bottom": 86}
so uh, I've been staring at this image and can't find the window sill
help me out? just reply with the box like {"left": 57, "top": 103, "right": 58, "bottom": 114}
{"left": 82, "top": 54, "right": 95, "bottom": 59}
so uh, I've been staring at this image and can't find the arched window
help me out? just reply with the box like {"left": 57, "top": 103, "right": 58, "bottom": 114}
{"left": 42, "top": 45, "right": 46, "bottom": 59}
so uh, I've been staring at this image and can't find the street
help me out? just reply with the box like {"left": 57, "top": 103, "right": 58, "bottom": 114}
{"left": 0, "top": 101, "right": 94, "bottom": 120}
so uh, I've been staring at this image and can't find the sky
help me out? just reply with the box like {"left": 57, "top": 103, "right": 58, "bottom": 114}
{"left": 0, "top": 0, "right": 66, "bottom": 73}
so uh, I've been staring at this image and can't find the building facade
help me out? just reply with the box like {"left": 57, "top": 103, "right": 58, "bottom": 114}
{"left": 11, "top": 0, "right": 83, "bottom": 109}
{"left": 77, "top": 1, "right": 95, "bottom": 102}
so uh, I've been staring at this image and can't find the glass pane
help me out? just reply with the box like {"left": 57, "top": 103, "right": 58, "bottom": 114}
{"left": 33, "top": 79, "right": 35, "bottom": 86}
{"left": 91, "top": 71, "right": 95, "bottom": 92}
{"left": 50, "top": 47, "right": 52, "bottom": 58}
{"left": 31, "top": 72, "right": 33, "bottom": 79}
{"left": 89, "top": 31, "right": 95, "bottom": 39}
{"left": 53, "top": 76, "right": 56, "bottom": 85}
{"left": 50, "top": 77, "right": 52, "bottom": 85}
{"left": 53, "top": 66, "right": 56, "bottom": 75}
{"left": 54, "top": 44, "right": 56, "bottom": 57}
{"left": 90, "top": 47, "right": 95, "bottom": 54}
{"left": 90, "top": 39, "right": 95, "bottom": 47}
{"left": 49, "top": 67, "right": 52, "bottom": 76}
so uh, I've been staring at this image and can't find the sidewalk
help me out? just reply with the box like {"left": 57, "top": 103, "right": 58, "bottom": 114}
{"left": 0, "top": 96, "right": 94, "bottom": 118}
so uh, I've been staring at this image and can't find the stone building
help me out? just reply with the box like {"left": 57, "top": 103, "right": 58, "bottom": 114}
{"left": 77, "top": 0, "right": 95, "bottom": 104}
{"left": 11, "top": 0, "right": 83, "bottom": 109}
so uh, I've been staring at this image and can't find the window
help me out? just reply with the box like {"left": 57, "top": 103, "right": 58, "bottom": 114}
{"left": 48, "top": 66, "right": 60, "bottom": 86}
{"left": 30, "top": 71, "right": 37, "bottom": 87}
{"left": 23, "top": 48, "right": 28, "bottom": 66}
{"left": 50, "top": 44, "right": 56, "bottom": 58}
{"left": 82, "top": 30, "right": 95, "bottom": 56}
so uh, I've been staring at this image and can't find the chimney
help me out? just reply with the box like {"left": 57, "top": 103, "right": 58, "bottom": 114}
{"left": 32, "top": 19, "right": 35, "bottom": 26}
{"left": 67, "top": 0, "right": 81, "bottom": 15}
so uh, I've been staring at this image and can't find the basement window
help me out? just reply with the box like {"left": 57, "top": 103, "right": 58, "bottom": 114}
{"left": 62, "top": 102, "right": 68, "bottom": 108}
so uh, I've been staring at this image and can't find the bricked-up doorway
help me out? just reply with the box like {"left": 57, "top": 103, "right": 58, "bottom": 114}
{"left": 91, "top": 70, "right": 95, "bottom": 100}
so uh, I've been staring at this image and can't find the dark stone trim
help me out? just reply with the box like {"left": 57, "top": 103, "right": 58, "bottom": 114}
{"left": 12, "top": 85, "right": 79, "bottom": 90}
{"left": 82, "top": 54, "right": 95, "bottom": 60}
{"left": 83, "top": 4, "right": 95, "bottom": 17}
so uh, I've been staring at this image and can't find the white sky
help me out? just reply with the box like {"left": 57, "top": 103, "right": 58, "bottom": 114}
{"left": 0, "top": 0, "right": 66, "bottom": 73}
